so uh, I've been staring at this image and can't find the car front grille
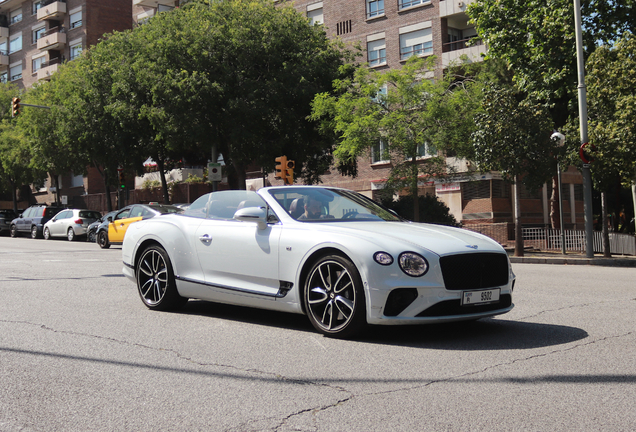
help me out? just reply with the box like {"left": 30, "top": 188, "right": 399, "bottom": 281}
{"left": 439, "top": 252, "right": 509, "bottom": 290}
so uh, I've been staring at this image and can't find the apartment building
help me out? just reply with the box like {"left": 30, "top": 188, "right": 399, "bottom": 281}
{"left": 132, "top": 0, "right": 181, "bottom": 25}
{"left": 0, "top": 0, "right": 132, "bottom": 209}
{"left": 277, "top": 0, "right": 585, "bottom": 230}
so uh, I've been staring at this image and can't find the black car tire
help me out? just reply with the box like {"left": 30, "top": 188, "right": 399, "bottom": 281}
{"left": 43, "top": 227, "right": 51, "bottom": 240}
{"left": 97, "top": 231, "right": 110, "bottom": 249}
{"left": 87, "top": 230, "right": 96, "bottom": 243}
{"left": 10, "top": 225, "right": 18, "bottom": 238}
{"left": 136, "top": 245, "right": 188, "bottom": 311}
{"left": 303, "top": 254, "right": 367, "bottom": 338}
{"left": 67, "top": 228, "right": 75, "bottom": 242}
{"left": 31, "top": 225, "right": 39, "bottom": 239}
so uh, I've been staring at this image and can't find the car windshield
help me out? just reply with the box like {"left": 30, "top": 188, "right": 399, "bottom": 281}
{"left": 0, "top": 210, "right": 16, "bottom": 218}
{"left": 267, "top": 187, "right": 402, "bottom": 222}
{"left": 184, "top": 191, "right": 266, "bottom": 220}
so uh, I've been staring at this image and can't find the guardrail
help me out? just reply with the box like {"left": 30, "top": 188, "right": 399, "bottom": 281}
{"left": 523, "top": 227, "right": 636, "bottom": 255}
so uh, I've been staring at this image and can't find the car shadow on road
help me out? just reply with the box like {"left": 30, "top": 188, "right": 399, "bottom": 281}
{"left": 176, "top": 300, "right": 588, "bottom": 351}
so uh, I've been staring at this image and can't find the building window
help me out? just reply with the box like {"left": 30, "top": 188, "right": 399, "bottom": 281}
{"left": 307, "top": 8, "right": 323, "bottom": 26}
{"left": 157, "top": 5, "right": 174, "bottom": 13}
{"left": 9, "top": 36, "right": 22, "bottom": 54}
{"left": 33, "top": 27, "right": 46, "bottom": 44}
{"left": 399, "top": 0, "right": 428, "bottom": 9}
{"left": 70, "top": 43, "right": 83, "bottom": 60}
{"left": 10, "top": 9, "right": 23, "bottom": 25}
{"left": 372, "top": 140, "right": 389, "bottom": 163}
{"left": 33, "top": 1, "right": 43, "bottom": 15}
{"left": 367, "top": 39, "right": 386, "bottom": 66}
{"left": 32, "top": 56, "right": 45, "bottom": 73}
{"left": 0, "top": 42, "right": 7, "bottom": 56}
{"left": 417, "top": 142, "right": 437, "bottom": 158}
{"left": 70, "top": 11, "right": 82, "bottom": 29}
{"left": 367, "top": 0, "right": 384, "bottom": 18}
{"left": 10, "top": 64, "right": 22, "bottom": 81}
{"left": 0, "top": 72, "right": 7, "bottom": 84}
{"left": 400, "top": 28, "right": 433, "bottom": 60}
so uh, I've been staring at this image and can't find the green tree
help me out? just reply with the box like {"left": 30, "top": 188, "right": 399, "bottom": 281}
{"left": 471, "top": 85, "right": 556, "bottom": 256}
{"left": 311, "top": 57, "right": 482, "bottom": 221}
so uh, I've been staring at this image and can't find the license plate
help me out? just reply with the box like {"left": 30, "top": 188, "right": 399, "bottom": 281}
{"left": 462, "top": 288, "right": 500, "bottom": 306}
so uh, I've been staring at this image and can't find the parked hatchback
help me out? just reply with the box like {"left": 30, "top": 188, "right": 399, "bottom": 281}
{"left": 43, "top": 209, "right": 102, "bottom": 241}
{"left": 10, "top": 205, "right": 63, "bottom": 239}
{"left": 0, "top": 209, "right": 17, "bottom": 235}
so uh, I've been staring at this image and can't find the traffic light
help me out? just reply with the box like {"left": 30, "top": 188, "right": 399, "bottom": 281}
{"left": 117, "top": 170, "right": 126, "bottom": 189}
{"left": 275, "top": 156, "right": 288, "bottom": 183}
{"left": 285, "top": 160, "right": 295, "bottom": 185}
{"left": 11, "top": 97, "right": 20, "bottom": 117}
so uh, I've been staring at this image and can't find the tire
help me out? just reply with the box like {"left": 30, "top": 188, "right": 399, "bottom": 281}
{"left": 43, "top": 227, "right": 51, "bottom": 240}
{"left": 67, "top": 227, "right": 76, "bottom": 241}
{"left": 31, "top": 225, "right": 39, "bottom": 239}
{"left": 10, "top": 225, "right": 18, "bottom": 238}
{"left": 136, "top": 245, "right": 187, "bottom": 311}
{"left": 303, "top": 254, "right": 367, "bottom": 338}
{"left": 87, "top": 230, "right": 96, "bottom": 243}
{"left": 97, "top": 231, "right": 110, "bottom": 249}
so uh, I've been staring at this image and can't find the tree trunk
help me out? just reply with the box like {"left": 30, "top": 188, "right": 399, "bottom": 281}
{"left": 233, "top": 160, "right": 247, "bottom": 190}
{"left": 411, "top": 155, "right": 419, "bottom": 222}
{"left": 156, "top": 157, "right": 170, "bottom": 204}
{"left": 601, "top": 191, "right": 611, "bottom": 258}
{"left": 11, "top": 179, "right": 18, "bottom": 213}
{"left": 549, "top": 175, "right": 560, "bottom": 229}
{"left": 514, "top": 176, "right": 524, "bottom": 257}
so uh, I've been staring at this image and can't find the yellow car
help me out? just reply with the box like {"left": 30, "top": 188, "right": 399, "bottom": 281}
{"left": 96, "top": 204, "right": 183, "bottom": 249}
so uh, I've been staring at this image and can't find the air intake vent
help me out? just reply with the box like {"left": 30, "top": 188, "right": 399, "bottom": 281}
{"left": 439, "top": 253, "right": 509, "bottom": 290}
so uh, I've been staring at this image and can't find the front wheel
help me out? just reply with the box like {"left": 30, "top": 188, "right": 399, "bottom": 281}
{"left": 97, "top": 231, "right": 110, "bottom": 249}
{"left": 10, "top": 225, "right": 18, "bottom": 238}
{"left": 67, "top": 227, "right": 76, "bottom": 241}
{"left": 43, "top": 227, "right": 51, "bottom": 240}
{"left": 303, "top": 254, "right": 366, "bottom": 338}
{"left": 136, "top": 245, "right": 187, "bottom": 311}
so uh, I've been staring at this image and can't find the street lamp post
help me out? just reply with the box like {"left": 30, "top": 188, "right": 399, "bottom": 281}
{"left": 573, "top": 0, "right": 595, "bottom": 258}
{"left": 552, "top": 131, "right": 567, "bottom": 254}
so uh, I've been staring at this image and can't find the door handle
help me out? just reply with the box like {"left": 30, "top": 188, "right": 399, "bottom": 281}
{"left": 199, "top": 234, "right": 212, "bottom": 244}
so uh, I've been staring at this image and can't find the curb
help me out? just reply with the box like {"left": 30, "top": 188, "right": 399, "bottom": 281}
{"left": 508, "top": 255, "right": 636, "bottom": 267}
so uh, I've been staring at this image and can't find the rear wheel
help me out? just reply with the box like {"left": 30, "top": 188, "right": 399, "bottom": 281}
{"left": 136, "top": 245, "right": 187, "bottom": 311}
{"left": 303, "top": 254, "right": 366, "bottom": 338}
{"left": 97, "top": 231, "right": 110, "bottom": 249}
{"left": 31, "top": 225, "right": 39, "bottom": 239}
{"left": 43, "top": 227, "right": 51, "bottom": 240}
{"left": 67, "top": 228, "right": 76, "bottom": 241}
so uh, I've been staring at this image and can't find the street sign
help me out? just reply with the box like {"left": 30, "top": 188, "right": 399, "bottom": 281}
{"left": 208, "top": 162, "right": 222, "bottom": 182}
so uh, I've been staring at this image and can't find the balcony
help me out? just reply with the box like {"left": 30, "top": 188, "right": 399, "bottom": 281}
{"left": 442, "top": 38, "right": 486, "bottom": 67}
{"left": 133, "top": 0, "right": 176, "bottom": 6}
{"left": 37, "top": 1, "right": 67, "bottom": 21}
{"left": 439, "top": 0, "right": 475, "bottom": 17}
{"left": 37, "top": 27, "right": 66, "bottom": 51}
{"left": 37, "top": 59, "right": 61, "bottom": 81}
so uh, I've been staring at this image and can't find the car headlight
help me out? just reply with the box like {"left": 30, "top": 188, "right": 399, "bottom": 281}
{"left": 398, "top": 252, "right": 428, "bottom": 277}
{"left": 373, "top": 252, "right": 394, "bottom": 266}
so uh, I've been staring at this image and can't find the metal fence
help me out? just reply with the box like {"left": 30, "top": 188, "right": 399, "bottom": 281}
{"left": 522, "top": 227, "right": 636, "bottom": 256}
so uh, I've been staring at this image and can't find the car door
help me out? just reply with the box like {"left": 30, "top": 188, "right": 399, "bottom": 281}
{"left": 49, "top": 210, "right": 71, "bottom": 236}
{"left": 108, "top": 206, "right": 143, "bottom": 243}
{"left": 15, "top": 208, "right": 30, "bottom": 233}
{"left": 193, "top": 193, "right": 282, "bottom": 296}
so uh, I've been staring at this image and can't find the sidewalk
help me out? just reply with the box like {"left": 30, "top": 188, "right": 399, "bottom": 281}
{"left": 506, "top": 249, "right": 636, "bottom": 267}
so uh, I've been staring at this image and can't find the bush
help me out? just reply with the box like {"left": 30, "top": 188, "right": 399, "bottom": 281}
{"left": 381, "top": 194, "right": 459, "bottom": 226}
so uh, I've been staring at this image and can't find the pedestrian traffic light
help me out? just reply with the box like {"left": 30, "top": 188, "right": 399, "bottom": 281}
{"left": 285, "top": 160, "right": 295, "bottom": 185}
{"left": 118, "top": 170, "right": 126, "bottom": 189}
{"left": 275, "top": 156, "right": 288, "bottom": 182}
{"left": 11, "top": 97, "right": 20, "bottom": 117}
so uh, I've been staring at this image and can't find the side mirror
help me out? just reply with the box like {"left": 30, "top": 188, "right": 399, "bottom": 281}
{"left": 107, "top": 216, "right": 113, "bottom": 222}
{"left": 234, "top": 207, "right": 268, "bottom": 230}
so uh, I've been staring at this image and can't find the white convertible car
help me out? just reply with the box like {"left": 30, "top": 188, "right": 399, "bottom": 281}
{"left": 122, "top": 186, "right": 515, "bottom": 338}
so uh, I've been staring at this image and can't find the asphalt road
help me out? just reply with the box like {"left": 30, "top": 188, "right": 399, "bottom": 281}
{"left": 1, "top": 236, "right": 635, "bottom": 431}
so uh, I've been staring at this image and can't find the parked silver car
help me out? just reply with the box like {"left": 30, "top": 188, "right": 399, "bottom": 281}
{"left": 43, "top": 209, "right": 102, "bottom": 241}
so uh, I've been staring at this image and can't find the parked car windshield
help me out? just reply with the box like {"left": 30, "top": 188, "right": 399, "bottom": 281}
{"left": 267, "top": 187, "right": 402, "bottom": 222}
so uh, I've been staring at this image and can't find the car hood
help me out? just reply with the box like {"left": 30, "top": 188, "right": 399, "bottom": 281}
{"left": 312, "top": 221, "right": 504, "bottom": 257}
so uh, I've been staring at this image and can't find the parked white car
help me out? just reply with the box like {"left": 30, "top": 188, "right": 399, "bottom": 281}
{"left": 122, "top": 186, "right": 516, "bottom": 338}
{"left": 43, "top": 209, "right": 102, "bottom": 241}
